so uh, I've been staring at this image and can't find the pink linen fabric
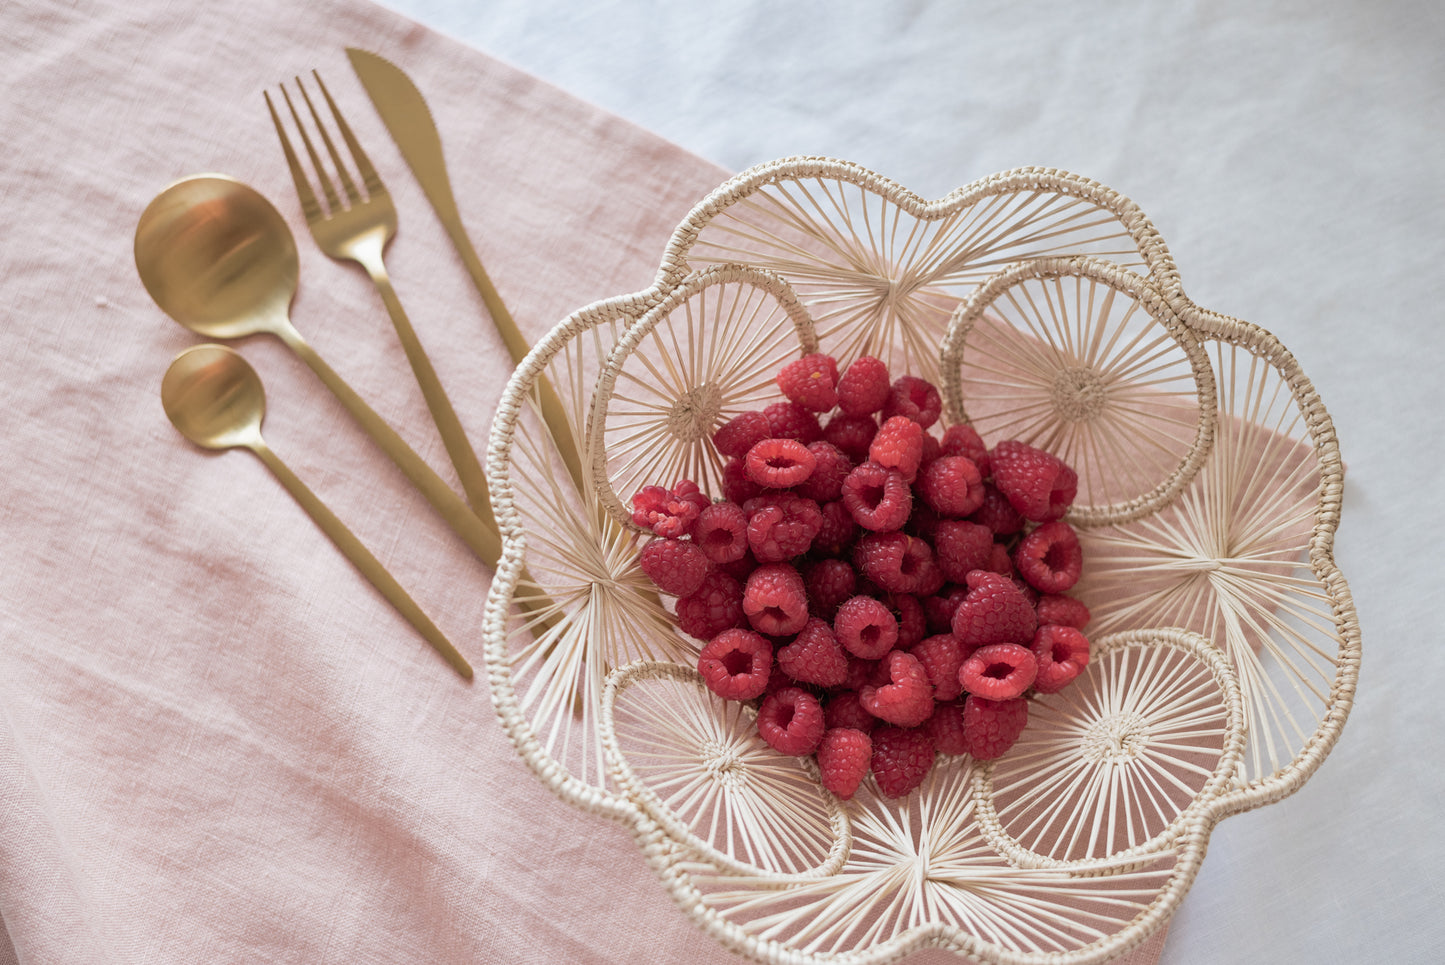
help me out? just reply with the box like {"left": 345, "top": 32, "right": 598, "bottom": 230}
{"left": 0, "top": 2, "right": 1171, "bottom": 963}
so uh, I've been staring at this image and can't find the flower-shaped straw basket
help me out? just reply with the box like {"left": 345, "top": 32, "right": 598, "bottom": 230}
{"left": 482, "top": 158, "right": 1359, "bottom": 965}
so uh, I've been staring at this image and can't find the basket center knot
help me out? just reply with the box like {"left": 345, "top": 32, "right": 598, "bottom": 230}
{"left": 1050, "top": 365, "right": 1107, "bottom": 422}
{"left": 1081, "top": 711, "right": 1151, "bottom": 765}
{"left": 700, "top": 739, "right": 748, "bottom": 790}
{"left": 666, "top": 382, "right": 723, "bottom": 443}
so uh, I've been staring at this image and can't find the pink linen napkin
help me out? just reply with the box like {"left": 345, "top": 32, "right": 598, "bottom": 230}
{"left": 0, "top": 2, "right": 1170, "bottom": 963}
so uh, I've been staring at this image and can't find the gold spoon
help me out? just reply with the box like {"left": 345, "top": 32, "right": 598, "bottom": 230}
{"left": 134, "top": 174, "right": 502, "bottom": 566}
{"left": 161, "top": 343, "right": 472, "bottom": 679}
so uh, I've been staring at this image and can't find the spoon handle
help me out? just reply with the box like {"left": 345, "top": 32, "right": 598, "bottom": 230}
{"left": 279, "top": 328, "right": 504, "bottom": 566}
{"left": 250, "top": 439, "right": 473, "bottom": 680}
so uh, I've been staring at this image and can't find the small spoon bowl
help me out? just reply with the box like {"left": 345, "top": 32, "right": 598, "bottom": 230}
{"left": 161, "top": 343, "right": 267, "bottom": 450}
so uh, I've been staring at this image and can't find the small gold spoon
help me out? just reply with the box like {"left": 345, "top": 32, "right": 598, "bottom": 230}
{"left": 161, "top": 343, "right": 472, "bottom": 680}
{"left": 134, "top": 174, "right": 501, "bottom": 566}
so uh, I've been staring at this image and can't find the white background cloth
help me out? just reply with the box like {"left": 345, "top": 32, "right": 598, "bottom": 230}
{"left": 377, "top": 2, "right": 1445, "bottom": 963}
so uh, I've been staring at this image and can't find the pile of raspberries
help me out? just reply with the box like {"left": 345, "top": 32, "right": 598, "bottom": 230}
{"left": 629, "top": 352, "right": 1092, "bottom": 800}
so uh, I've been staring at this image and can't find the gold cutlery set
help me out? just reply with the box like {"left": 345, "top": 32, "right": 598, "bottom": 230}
{"left": 135, "top": 49, "right": 545, "bottom": 680}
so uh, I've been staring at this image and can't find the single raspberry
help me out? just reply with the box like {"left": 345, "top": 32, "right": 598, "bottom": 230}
{"left": 712, "top": 410, "right": 772, "bottom": 459}
{"left": 836, "top": 355, "right": 891, "bottom": 416}
{"left": 1013, "top": 520, "right": 1083, "bottom": 593}
{"left": 816, "top": 727, "right": 873, "bottom": 799}
{"left": 924, "top": 700, "right": 969, "bottom": 756}
{"left": 757, "top": 687, "right": 826, "bottom": 756}
{"left": 1035, "top": 593, "right": 1091, "bottom": 629}
{"left": 868, "top": 415, "right": 926, "bottom": 482}
{"left": 1030, "top": 624, "right": 1091, "bottom": 694}
{"left": 697, "top": 628, "right": 773, "bottom": 700}
{"left": 693, "top": 501, "right": 750, "bottom": 564}
{"left": 990, "top": 440, "right": 1078, "bottom": 523}
{"left": 861, "top": 650, "right": 935, "bottom": 727}
{"left": 796, "top": 442, "right": 853, "bottom": 502}
{"left": 939, "top": 423, "right": 991, "bottom": 476}
{"left": 776, "top": 618, "right": 850, "bottom": 688}
{"left": 630, "top": 482, "right": 704, "bottom": 538}
{"left": 802, "top": 557, "right": 857, "bottom": 620}
{"left": 969, "top": 482, "right": 1026, "bottom": 536}
{"left": 886, "top": 593, "right": 928, "bottom": 649}
{"left": 932, "top": 519, "right": 995, "bottom": 583}
{"left": 838, "top": 652, "right": 881, "bottom": 693}
{"left": 962, "top": 695, "right": 1029, "bottom": 760}
{"left": 919, "top": 432, "right": 941, "bottom": 468}
{"left": 812, "top": 499, "right": 858, "bottom": 556}
{"left": 746, "top": 491, "right": 824, "bottom": 562}
{"left": 745, "top": 437, "right": 817, "bottom": 488}
{"left": 764, "top": 658, "right": 797, "bottom": 695}
{"left": 870, "top": 725, "right": 935, "bottom": 798}
{"left": 671, "top": 479, "right": 711, "bottom": 516}
{"left": 721, "top": 457, "right": 765, "bottom": 505}
{"left": 823, "top": 690, "right": 877, "bottom": 733}
{"left": 906, "top": 502, "right": 942, "bottom": 542}
{"left": 639, "top": 538, "right": 711, "bottom": 596}
{"left": 853, "top": 532, "right": 940, "bottom": 595}
{"left": 717, "top": 550, "right": 759, "bottom": 582}
{"left": 882, "top": 375, "right": 942, "bottom": 428}
{"left": 675, "top": 570, "right": 745, "bottom": 640}
{"left": 742, "top": 563, "right": 810, "bottom": 636}
{"left": 763, "top": 401, "right": 824, "bottom": 444}
{"left": 950, "top": 570, "right": 1038, "bottom": 649}
{"left": 923, "top": 585, "right": 969, "bottom": 635}
{"left": 822, "top": 412, "right": 879, "bottom": 461}
{"left": 958, "top": 642, "right": 1038, "bottom": 700}
{"left": 910, "top": 633, "right": 966, "bottom": 701}
{"left": 776, "top": 353, "right": 840, "bottom": 412}
{"left": 833, "top": 595, "right": 898, "bottom": 659}
{"left": 841, "top": 461, "right": 913, "bottom": 531}
{"left": 987, "top": 542, "right": 1016, "bottom": 577}
{"left": 918, "top": 455, "right": 985, "bottom": 517}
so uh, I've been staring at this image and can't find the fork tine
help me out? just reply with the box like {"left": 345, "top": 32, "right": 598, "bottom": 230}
{"left": 295, "top": 75, "right": 362, "bottom": 207}
{"left": 264, "top": 90, "right": 325, "bottom": 224}
{"left": 312, "top": 70, "right": 386, "bottom": 201}
{"left": 281, "top": 83, "right": 343, "bottom": 214}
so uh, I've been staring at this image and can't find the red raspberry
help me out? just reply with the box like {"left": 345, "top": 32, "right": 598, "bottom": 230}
{"left": 776, "top": 353, "right": 840, "bottom": 412}
{"left": 923, "top": 585, "right": 969, "bottom": 635}
{"left": 836, "top": 355, "right": 891, "bottom": 416}
{"left": 816, "top": 727, "right": 873, "bottom": 799}
{"left": 990, "top": 440, "right": 1078, "bottom": 523}
{"left": 776, "top": 618, "right": 850, "bottom": 688}
{"left": 802, "top": 557, "right": 856, "bottom": 620}
{"left": 870, "top": 725, "right": 935, "bottom": 798}
{"left": 841, "top": 461, "right": 912, "bottom": 532}
{"left": 671, "top": 479, "right": 711, "bottom": 515}
{"left": 950, "top": 570, "right": 1038, "bottom": 649}
{"left": 962, "top": 695, "right": 1029, "bottom": 760}
{"left": 763, "top": 401, "right": 824, "bottom": 444}
{"left": 822, "top": 412, "right": 879, "bottom": 461}
{"left": 693, "top": 501, "right": 750, "bottom": 564}
{"left": 958, "top": 642, "right": 1038, "bottom": 700}
{"left": 1013, "top": 520, "right": 1083, "bottom": 593}
{"left": 932, "top": 519, "right": 995, "bottom": 583}
{"left": 909, "top": 633, "right": 966, "bottom": 701}
{"left": 939, "top": 423, "right": 991, "bottom": 476}
{"left": 675, "top": 570, "right": 745, "bottom": 640}
{"left": 987, "top": 542, "right": 1016, "bottom": 577}
{"left": 1030, "top": 624, "right": 1091, "bottom": 694}
{"left": 924, "top": 700, "right": 969, "bottom": 756}
{"left": 757, "top": 687, "right": 826, "bottom": 756}
{"left": 969, "top": 482, "right": 1026, "bottom": 536}
{"left": 746, "top": 491, "right": 823, "bottom": 562}
{"left": 919, "top": 432, "right": 941, "bottom": 468}
{"left": 887, "top": 593, "right": 928, "bottom": 649}
{"left": 833, "top": 595, "right": 898, "bottom": 659}
{"left": 823, "top": 690, "right": 877, "bottom": 733}
{"left": 745, "top": 437, "right": 817, "bottom": 488}
{"left": 860, "top": 650, "right": 935, "bottom": 727}
{"left": 697, "top": 628, "right": 773, "bottom": 700}
{"left": 721, "top": 457, "right": 765, "bottom": 505}
{"left": 638, "top": 538, "right": 712, "bottom": 596}
{"left": 918, "top": 455, "right": 985, "bottom": 517}
{"left": 838, "top": 652, "right": 881, "bottom": 693}
{"left": 712, "top": 410, "right": 772, "bottom": 458}
{"left": 868, "top": 415, "right": 926, "bottom": 482}
{"left": 812, "top": 499, "right": 858, "bottom": 556}
{"left": 796, "top": 442, "right": 853, "bottom": 502}
{"left": 853, "top": 532, "right": 940, "bottom": 595}
{"left": 742, "top": 563, "right": 810, "bottom": 636}
{"left": 630, "top": 482, "right": 704, "bottom": 538}
{"left": 1035, "top": 593, "right": 1091, "bottom": 630}
{"left": 882, "top": 375, "right": 942, "bottom": 428}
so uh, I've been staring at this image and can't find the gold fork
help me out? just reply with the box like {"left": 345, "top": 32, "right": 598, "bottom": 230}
{"left": 264, "top": 72, "right": 493, "bottom": 527}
